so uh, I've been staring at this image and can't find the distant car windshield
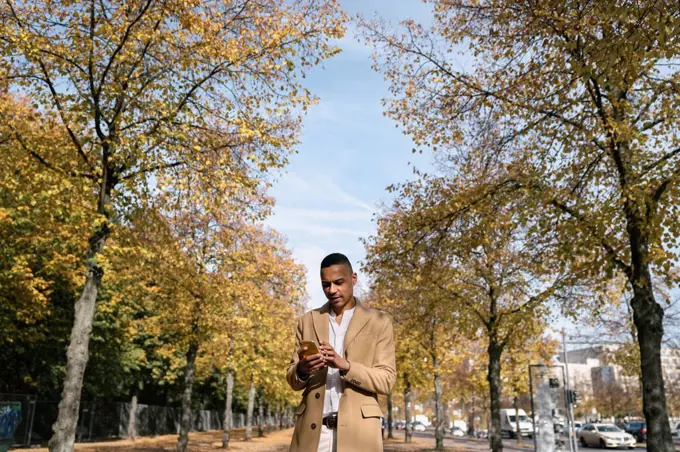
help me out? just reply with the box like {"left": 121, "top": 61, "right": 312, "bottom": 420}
{"left": 509, "top": 416, "right": 529, "bottom": 423}
{"left": 598, "top": 425, "right": 621, "bottom": 432}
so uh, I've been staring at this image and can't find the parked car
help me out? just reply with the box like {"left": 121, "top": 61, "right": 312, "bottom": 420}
{"left": 623, "top": 421, "right": 647, "bottom": 442}
{"left": 474, "top": 428, "right": 488, "bottom": 439}
{"left": 411, "top": 421, "right": 426, "bottom": 432}
{"left": 578, "top": 423, "right": 636, "bottom": 449}
{"left": 450, "top": 426, "right": 465, "bottom": 437}
{"left": 572, "top": 421, "right": 583, "bottom": 435}
{"left": 395, "top": 420, "right": 406, "bottom": 430}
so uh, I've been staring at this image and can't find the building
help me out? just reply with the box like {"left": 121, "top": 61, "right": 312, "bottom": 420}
{"left": 555, "top": 346, "right": 608, "bottom": 395}
{"left": 555, "top": 345, "right": 680, "bottom": 396}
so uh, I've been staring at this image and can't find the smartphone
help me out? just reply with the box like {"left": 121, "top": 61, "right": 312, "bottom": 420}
{"left": 300, "top": 340, "right": 319, "bottom": 357}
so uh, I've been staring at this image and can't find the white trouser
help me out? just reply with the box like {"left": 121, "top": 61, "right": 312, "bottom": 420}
{"left": 317, "top": 424, "right": 337, "bottom": 452}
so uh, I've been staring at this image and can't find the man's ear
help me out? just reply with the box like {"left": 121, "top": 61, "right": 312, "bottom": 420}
{"left": 352, "top": 272, "right": 357, "bottom": 286}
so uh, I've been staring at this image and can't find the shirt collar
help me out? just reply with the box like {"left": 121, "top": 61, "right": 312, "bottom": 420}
{"left": 329, "top": 305, "right": 355, "bottom": 318}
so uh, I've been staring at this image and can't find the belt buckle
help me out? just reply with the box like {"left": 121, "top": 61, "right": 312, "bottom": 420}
{"left": 326, "top": 413, "right": 338, "bottom": 428}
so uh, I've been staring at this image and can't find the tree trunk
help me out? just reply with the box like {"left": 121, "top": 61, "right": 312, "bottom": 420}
{"left": 257, "top": 388, "right": 265, "bottom": 437}
{"left": 404, "top": 373, "right": 412, "bottom": 443}
{"left": 177, "top": 342, "right": 199, "bottom": 452}
{"left": 387, "top": 392, "right": 394, "bottom": 439}
{"left": 245, "top": 382, "right": 255, "bottom": 441}
{"left": 221, "top": 371, "right": 234, "bottom": 448}
{"left": 468, "top": 397, "right": 475, "bottom": 436}
{"left": 127, "top": 393, "right": 138, "bottom": 441}
{"left": 633, "top": 284, "right": 673, "bottom": 450}
{"left": 626, "top": 216, "right": 673, "bottom": 451}
{"left": 266, "top": 404, "right": 272, "bottom": 434}
{"left": 48, "top": 222, "right": 110, "bottom": 452}
{"left": 487, "top": 339, "right": 503, "bottom": 452}
{"left": 513, "top": 396, "right": 522, "bottom": 444}
{"left": 433, "top": 355, "right": 444, "bottom": 451}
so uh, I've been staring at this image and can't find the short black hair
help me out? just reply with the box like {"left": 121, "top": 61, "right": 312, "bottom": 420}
{"left": 320, "top": 253, "right": 353, "bottom": 272}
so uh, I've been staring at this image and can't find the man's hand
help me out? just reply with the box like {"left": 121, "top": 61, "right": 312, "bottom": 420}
{"left": 297, "top": 346, "right": 326, "bottom": 376}
{"left": 319, "top": 341, "right": 350, "bottom": 372}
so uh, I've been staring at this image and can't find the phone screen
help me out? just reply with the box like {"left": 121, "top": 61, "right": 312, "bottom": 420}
{"left": 300, "top": 341, "right": 319, "bottom": 357}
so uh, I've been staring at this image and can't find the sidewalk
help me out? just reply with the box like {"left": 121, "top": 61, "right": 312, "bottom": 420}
{"left": 12, "top": 428, "right": 291, "bottom": 451}
{"left": 13, "top": 428, "right": 522, "bottom": 452}
{"left": 18, "top": 428, "right": 638, "bottom": 451}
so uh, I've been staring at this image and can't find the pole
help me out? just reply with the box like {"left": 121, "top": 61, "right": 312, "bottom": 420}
{"left": 26, "top": 398, "right": 36, "bottom": 446}
{"left": 529, "top": 365, "right": 537, "bottom": 452}
{"left": 562, "top": 332, "right": 577, "bottom": 452}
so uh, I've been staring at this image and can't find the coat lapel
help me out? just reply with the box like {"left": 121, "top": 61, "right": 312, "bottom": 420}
{"left": 312, "top": 303, "right": 329, "bottom": 344}
{"left": 344, "top": 299, "right": 371, "bottom": 351}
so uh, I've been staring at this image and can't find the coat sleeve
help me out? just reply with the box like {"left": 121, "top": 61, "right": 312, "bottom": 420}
{"left": 341, "top": 313, "right": 396, "bottom": 395}
{"left": 286, "top": 316, "right": 307, "bottom": 391}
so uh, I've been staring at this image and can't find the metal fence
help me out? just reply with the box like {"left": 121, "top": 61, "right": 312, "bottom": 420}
{"left": 0, "top": 395, "right": 35, "bottom": 447}
{"left": 1, "top": 394, "right": 265, "bottom": 447}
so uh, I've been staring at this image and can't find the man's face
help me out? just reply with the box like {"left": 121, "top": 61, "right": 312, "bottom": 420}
{"left": 320, "top": 264, "right": 357, "bottom": 310}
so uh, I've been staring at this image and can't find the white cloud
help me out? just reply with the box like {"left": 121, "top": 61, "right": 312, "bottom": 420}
{"left": 275, "top": 206, "right": 371, "bottom": 222}
{"left": 322, "top": 178, "right": 374, "bottom": 212}
{"left": 267, "top": 216, "right": 369, "bottom": 237}
{"left": 276, "top": 171, "right": 375, "bottom": 213}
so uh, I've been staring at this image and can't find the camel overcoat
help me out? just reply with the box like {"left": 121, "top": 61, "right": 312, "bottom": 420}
{"left": 286, "top": 300, "right": 396, "bottom": 452}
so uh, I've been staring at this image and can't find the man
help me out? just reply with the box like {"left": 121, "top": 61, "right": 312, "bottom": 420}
{"left": 286, "top": 253, "right": 396, "bottom": 452}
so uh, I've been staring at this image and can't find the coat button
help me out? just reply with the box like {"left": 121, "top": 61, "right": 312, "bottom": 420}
{"left": 315, "top": 393, "right": 320, "bottom": 399}
{"left": 311, "top": 423, "right": 317, "bottom": 430}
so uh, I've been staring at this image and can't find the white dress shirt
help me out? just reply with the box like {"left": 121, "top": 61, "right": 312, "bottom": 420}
{"left": 323, "top": 306, "right": 355, "bottom": 417}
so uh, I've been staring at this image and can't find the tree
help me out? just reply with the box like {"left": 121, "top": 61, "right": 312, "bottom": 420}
{"left": 377, "top": 305, "right": 429, "bottom": 443}
{"left": 364, "top": 163, "right": 578, "bottom": 451}
{"left": 193, "top": 225, "right": 305, "bottom": 446}
{"left": 503, "top": 331, "right": 558, "bottom": 443}
{"left": 363, "top": 283, "right": 467, "bottom": 450}
{"left": 360, "top": 2, "right": 680, "bottom": 448}
{"left": 443, "top": 341, "right": 490, "bottom": 435}
{"left": 0, "top": 95, "right": 151, "bottom": 404}
{"left": 132, "top": 197, "right": 300, "bottom": 452}
{"left": 0, "top": 95, "right": 92, "bottom": 396}
{"left": 0, "top": 1, "right": 344, "bottom": 450}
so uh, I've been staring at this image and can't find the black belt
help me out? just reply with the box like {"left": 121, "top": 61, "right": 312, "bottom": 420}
{"left": 322, "top": 413, "right": 338, "bottom": 429}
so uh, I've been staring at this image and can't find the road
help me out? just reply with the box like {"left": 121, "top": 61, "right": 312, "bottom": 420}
{"left": 403, "top": 428, "right": 649, "bottom": 451}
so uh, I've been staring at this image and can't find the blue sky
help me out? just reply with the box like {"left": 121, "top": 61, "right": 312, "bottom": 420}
{"left": 265, "top": 0, "right": 435, "bottom": 308}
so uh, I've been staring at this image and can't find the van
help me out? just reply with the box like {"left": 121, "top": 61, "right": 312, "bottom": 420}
{"left": 449, "top": 419, "right": 468, "bottom": 433}
{"left": 500, "top": 408, "right": 534, "bottom": 438}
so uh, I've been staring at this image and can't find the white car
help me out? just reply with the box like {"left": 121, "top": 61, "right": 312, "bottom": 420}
{"left": 451, "top": 426, "right": 465, "bottom": 437}
{"left": 578, "top": 423, "right": 636, "bottom": 449}
{"left": 411, "top": 421, "right": 426, "bottom": 432}
{"left": 572, "top": 421, "right": 583, "bottom": 436}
